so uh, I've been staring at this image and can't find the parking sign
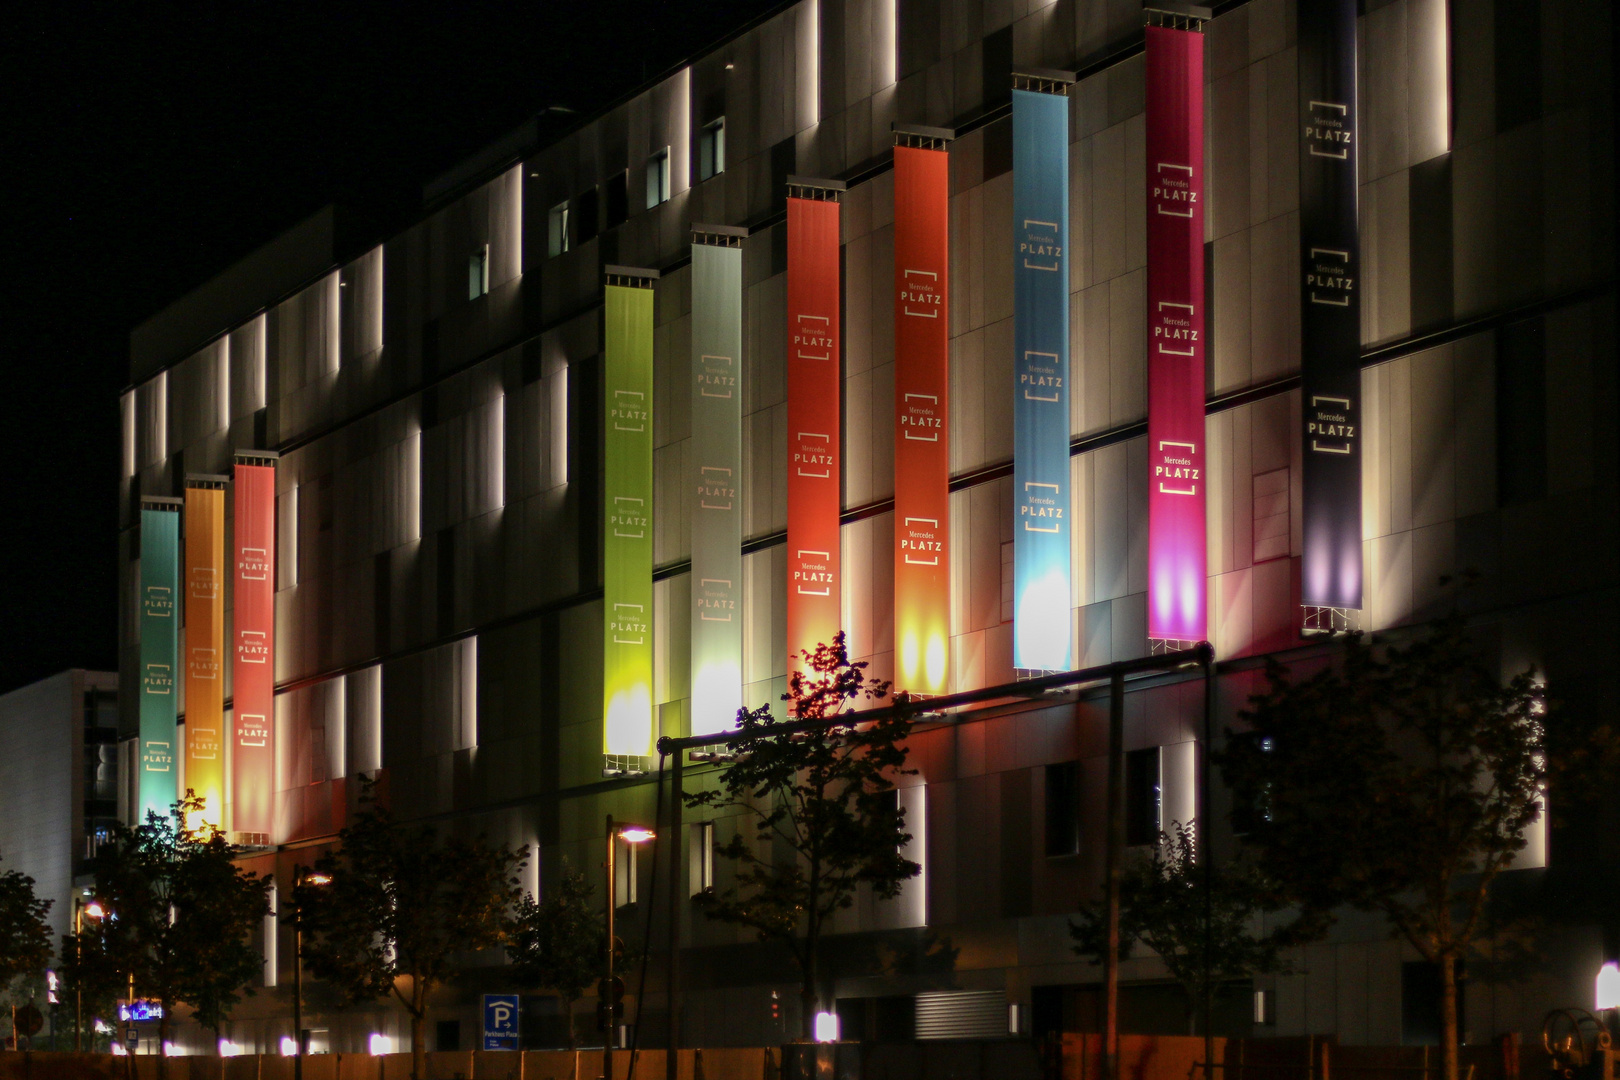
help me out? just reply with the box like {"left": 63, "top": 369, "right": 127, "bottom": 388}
{"left": 483, "top": 994, "right": 519, "bottom": 1051}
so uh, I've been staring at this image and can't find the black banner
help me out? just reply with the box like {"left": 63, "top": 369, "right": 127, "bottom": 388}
{"left": 1299, "top": 0, "right": 1362, "bottom": 611}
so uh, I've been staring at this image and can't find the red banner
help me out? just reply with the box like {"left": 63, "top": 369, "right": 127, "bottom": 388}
{"left": 231, "top": 455, "right": 277, "bottom": 844}
{"left": 893, "top": 143, "right": 951, "bottom": 694}
{"left": 786, "top": 189, "right": 843, "bottom": 680}
{"left": 1146, "top": 24, "right": 1207, "bottom": 645}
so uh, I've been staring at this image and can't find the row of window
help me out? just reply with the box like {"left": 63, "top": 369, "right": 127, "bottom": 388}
{"left": 1044, "top": 748, "right": 1164, "bottom": 858}
{"left": 545, "top": 117, "right": 726, "bottom": 259}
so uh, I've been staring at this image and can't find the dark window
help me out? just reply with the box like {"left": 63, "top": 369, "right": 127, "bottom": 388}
{"left": 1044, "top": 762, "right": 1081, "bottom": 857}
{"left": 575, "top": 187, "right": 600, "bottom": 244}
{"left": 1496, "top": 318, "right": 1547, "bottom": 507}
{"left": 1125, "top": 747, "right": 1161, "bottom": 847}
{"left": 1494, "top": 0, "right": 1541, "bottom": 132}
{"left": 467, "top": 245, "right": 489, "bottom": 300}
{"left": 436, "top": 1019, "right": 461, "bottom": 1052}
{"left": 699, "top": 118, "right": 726, "bottom": 180}
{"left": 604, "top": 170, "right": 629, "bottom": 230}
{"left": 1402, "top": 961, "right": 1466, "bottom": 1046}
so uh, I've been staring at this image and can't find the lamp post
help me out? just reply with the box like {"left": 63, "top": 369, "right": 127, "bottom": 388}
{"left": 604, "top": 816, "right": 655, "bottom": 1080}
{"left": 291, "top": 867, "right": 331, "bottom": 1080}
{"left": 74, "top": 899, "right": 106, "bottom": 1052}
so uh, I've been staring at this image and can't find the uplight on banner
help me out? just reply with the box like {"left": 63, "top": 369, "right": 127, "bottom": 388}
{"left": 603, "top": 268, "right": 658, "bottom": 759}
{"left": 892, "top": 128, "right": 954, "bottom": 696}
{"left": 1145, "top": 14, "right": 1208, "bottom": 646}
{"left": 138, "top": 498, "right": 182, "bottom": 825}
{"left": 786, "top": 179, "right": 844, "bottom": 683}
{"left": 690, "top": 229, "right": 745, "bottom": 738}
{"left": 183, "top": 477, "right": 227, "bottom": 832}
{"left": 1011, "top": 76, "right": 1074, "bottom": 672}
{"left": 232, "top": 451, "right": 278, "bottom": 846}
{"left": 1299, "top": 0, "right": 1363, "bottom": 614}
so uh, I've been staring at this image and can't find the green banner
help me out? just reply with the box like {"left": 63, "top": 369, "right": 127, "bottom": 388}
{"left": 138, "top": 499, "right": 181, "bottom": 823}
{"left": 603, "top": 273, "right": 656, "bottom": 758}
{"left": 690, "top": 233, "right": 745, "bottom": 737}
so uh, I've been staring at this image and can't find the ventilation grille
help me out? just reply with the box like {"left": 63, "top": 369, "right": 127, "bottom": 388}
{"left": 914, "top": 990, "right": 1008, "bottom": 1041}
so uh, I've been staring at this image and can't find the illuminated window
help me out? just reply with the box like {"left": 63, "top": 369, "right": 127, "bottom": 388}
{"left": 468, "top": 245, "right": 489, "bottom": 300}
{"left": 548, "top": 202, "right": 570, "bottom": 257}
{"left": 1124, "top": 747, "right": 1161, "bottom": 847}
{"left": 646, "top": 148, "right": 671, "bottom": 209}
{"left": 699, "top": 118, "right": 726, "bottom": 180}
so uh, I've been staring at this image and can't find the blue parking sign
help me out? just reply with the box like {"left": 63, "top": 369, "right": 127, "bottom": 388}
{"left": 483, "top": 994, "right": 520, "bottom": 1051}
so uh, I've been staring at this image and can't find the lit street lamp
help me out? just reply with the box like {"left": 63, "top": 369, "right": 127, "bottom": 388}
{"left": 73, "top": 898, "right": 107, "bottom": 1052}
{"left": 291, "top": 867, "right": 331, "bottom": 1080}
{"left": 604, "top": 816, "right": 655, "bottom": 1080}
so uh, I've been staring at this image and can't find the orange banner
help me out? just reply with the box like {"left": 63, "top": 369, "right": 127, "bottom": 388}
{"left": 893, "top": 141, "right": 951, "bottom": 695}
{"left": 786, "top": 185, "right": 843, "bottom": 680}
{"left": 183, "top": 478, "right": 227, "bottom": 832}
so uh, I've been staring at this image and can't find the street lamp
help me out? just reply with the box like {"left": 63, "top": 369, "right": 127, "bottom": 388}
{"left": 604, "top": 816, "right": 655, "bottom": 1080}
{"left": 291, "top": 867, "right": 331, "bottom": 1080}
{"left": 74, "top": 898, "right": 107, "bottom": 1051}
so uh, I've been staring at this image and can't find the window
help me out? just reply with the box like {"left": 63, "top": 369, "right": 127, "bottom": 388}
{"left": 1402, "top": 961, "right": 1465, "bottom": 1045}
{"left": 699, "top": 118, "right": 726, "bottom": 180}
{"left": 689, "top": 821, "right": 714, "bottom": 896}
{"left": 1124, "top": 747, "right": 1162, "bottom": 847}
{"left": 646, "top": 147, "right": 671, "bottom": 209}
{"left": 1044, "top": 762, "right": 1081, "bottom": 857}
{"left": 467, "top": 245, "right": 489, "bottom": 300}
{"left": 575, "top": 186, "right": 599, "bottom": 244}
{"left": 548, "top": 201, "right": 570, "bottom": 257}
{"left": 604, "top": 171, "right": 629, "bottom": 229}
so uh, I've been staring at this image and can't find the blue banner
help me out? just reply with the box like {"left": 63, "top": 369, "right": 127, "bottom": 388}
{"left": 1012, "top": 86, "right": 1072, "bottom": 671}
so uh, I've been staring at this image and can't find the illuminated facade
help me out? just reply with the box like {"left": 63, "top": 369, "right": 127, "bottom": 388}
{"left": 118, "top": 0, "right": 1616, "bottom": 1056}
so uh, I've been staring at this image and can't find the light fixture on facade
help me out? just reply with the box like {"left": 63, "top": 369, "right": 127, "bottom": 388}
{"left": 1597, "top": 961, "right": 1620, "bottom": 1011}
{"left": 281, "top": 1036, "right": 298, "bottom": 1056}
{"left": 813, "top": 1011, "right": 840, "bottom": 1042}
{"left": 368, "top": 1033, "right": 393, "bottom": 1055}
{"left": 618, "top": 825, "right": 655, "bottom": 844}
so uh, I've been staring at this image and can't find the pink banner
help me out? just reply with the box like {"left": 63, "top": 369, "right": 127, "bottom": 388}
{"left": 1145, "top": 23, "right": 1207, "bottom": 644}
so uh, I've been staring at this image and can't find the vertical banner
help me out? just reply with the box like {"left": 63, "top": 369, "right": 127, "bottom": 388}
{"left": 892, "top": 127, "right": 954, "bottom": 696}
{"left": 786, "top": 178, "right": 844, "bottom": 683}
{"left": 689, "top": 228, "right": 746, "bottom": 738}
{"left": 232, "top": 451, "right": 278, "bottom": 846}
{"left": 183, "top": 477, "right": 227, "bottom": 832}
{"left": 138, "top": 497, "right": 182, "bottom": 825}
{"left": 603, "top": 267, "right": 658, "bottom": 760}
{"left": 1299, "top": 0, "right": 1363, "bottom": 615}
{"left": 1145, "top": 13, "right": 1209, "bottom": 646}
{"left": 1012, "top": 74, "right": 1075, "bottom": 672}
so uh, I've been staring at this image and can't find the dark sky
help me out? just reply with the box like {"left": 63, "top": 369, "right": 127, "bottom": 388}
{"left": 4, "top": 0, "right": 782, "bottom": 695}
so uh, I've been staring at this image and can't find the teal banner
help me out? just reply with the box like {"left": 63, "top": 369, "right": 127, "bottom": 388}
{"left": 689, "top": 230, "right": 746, "bottom": 737}
{"left": 138, "top": 499, "right": 182, "bottom": 823}
{"left": 1012, "top": 84, "right": 1073, "bottom": 671}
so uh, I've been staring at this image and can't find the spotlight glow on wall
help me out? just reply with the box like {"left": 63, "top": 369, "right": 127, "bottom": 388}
{"left": 280, "top": 1036, "right": 298, "bottom": 1056}
{"left": 813, "top": 1011, "right": 840, "bottom": 1043}
{"left": 368, "top": 1033, "right": 394, "bottom": 1056}
{"left": 218, "top": 1039, "right": 244, "bottom": 1057}
{"left": 1597, "top": 961, "right": 1620, "bottom": 1011}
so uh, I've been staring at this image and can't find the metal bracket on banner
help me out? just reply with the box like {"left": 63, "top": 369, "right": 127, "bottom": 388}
{"left": 787, "top": 175, "right": 846, "bottom": 202}
{"left": 1149, "top": 637, "right": 1202, "bottom": 656}
{"left": 1012, "top": 68, "right": 1077, "bottom": 95}
{"left": 692, "top": 223, "right": 748, "bottom": 249}
{"left": 185, "top": 474, "right": 230, "bottom": 491}
{"left": 1144, "top": 1, "right": 1211, "bottom": 29}
{"left": 1301, "top": 605, "right": 1360, "bottom": 637}
{"left": 604, "top": 265, "right": 660, "bottom": 290}
{"left": 602, "top": 754, "right": 650, "bottom": 778}
{"left": 235, "top": 449, "right": 280, "bottom": 468}
{"left": 140, "top": 496, "right": 184, "bottom": 513}
{"left": 893, "top": 123, "right": 956, "bottom": 151}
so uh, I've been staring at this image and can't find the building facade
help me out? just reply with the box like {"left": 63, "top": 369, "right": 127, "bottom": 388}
{"left": 0, "top": 670, "right": 120, "bottom": 950}
{"left": 118, "top": 0, "right": 1617, "bottom": 1056}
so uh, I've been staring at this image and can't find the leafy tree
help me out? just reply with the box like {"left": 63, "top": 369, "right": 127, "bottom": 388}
{"left": 506, "top": 860, "right": 606, "bottom": 1047}
{"left": 1069, "top": 823, "right": 1285, "bottom": 1035}
{"left": 62, "top": 793, "right": 269, "bottom": 1067}
{"left": 297, "top": 783, "right": 526, "bottom": 1078}
{"left": 685, "top": 632, "right": 919, "bottom": 1038}
{"left": 1220, "top": 616, "right": 1550, "bottom": 1080}
{"left": 0, "top": 853, "right": 53, "bottom": 991}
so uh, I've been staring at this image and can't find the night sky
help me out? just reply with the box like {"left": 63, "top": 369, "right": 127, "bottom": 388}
{"left": 5, "top": 0, "right": 782, "bottom": 695}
